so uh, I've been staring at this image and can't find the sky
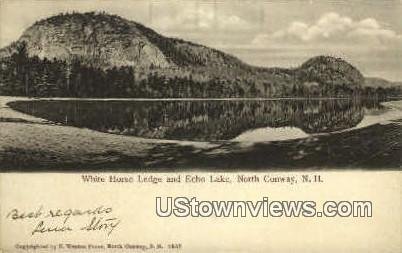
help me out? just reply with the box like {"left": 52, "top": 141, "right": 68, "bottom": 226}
{"left": 0, "top": 0, "right": 401, "bottom": 81}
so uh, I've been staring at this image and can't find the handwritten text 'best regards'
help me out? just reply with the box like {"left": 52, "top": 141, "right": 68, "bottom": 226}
{"left": 5, "top": 206, "right": 121, "bottom": 236}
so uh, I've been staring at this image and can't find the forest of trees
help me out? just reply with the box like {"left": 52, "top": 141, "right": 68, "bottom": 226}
{"left": 1, "top": 42, "right": 401, "bottom": 99}
{"left": 0, "top": 42, "right": 249, "bottom": 98}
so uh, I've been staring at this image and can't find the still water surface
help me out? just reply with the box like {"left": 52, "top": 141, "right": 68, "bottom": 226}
{"left": 9, "top": 99, "right": 395, "bottom": 142}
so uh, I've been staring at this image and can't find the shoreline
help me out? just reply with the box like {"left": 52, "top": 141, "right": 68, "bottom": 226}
{"left": 0, "top": 96, "right": 401, "bottom": 171}
{"left": 2, "top": 96, "right": 393, "bottom": 102}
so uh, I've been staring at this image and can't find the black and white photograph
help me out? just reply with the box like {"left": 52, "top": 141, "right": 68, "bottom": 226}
{"left": 0, "top": 0, "right": 401, "bottom": 171}
{"left": 1, "top": 1, "right": 401, "bottom": 253}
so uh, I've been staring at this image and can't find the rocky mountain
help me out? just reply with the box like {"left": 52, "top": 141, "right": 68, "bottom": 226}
{"left": 0, "top": 12, "right": 373, "bottom": 97}
{"left": 296, "top": 56, "right": 364, "bottom": 90}
{"left": 0, "top": 12, "right": 246, "bottom": 70}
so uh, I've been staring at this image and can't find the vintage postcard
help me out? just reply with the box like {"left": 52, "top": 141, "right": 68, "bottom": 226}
{"left": 0, "top": 0, "right": 401, "bottom": 252}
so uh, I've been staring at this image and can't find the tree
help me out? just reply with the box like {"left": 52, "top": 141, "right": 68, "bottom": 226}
{"left": 12, "top": 41, "right": 30, "bottom": 95}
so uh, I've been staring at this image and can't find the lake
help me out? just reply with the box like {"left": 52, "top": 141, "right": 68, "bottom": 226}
{"left": 8, "top": 99, "right": 394, "bottom": 142}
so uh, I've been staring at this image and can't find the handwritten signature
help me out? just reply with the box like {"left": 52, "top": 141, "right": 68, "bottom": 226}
{"left": 6, "top": 206, "right": 121, "bottom": 236}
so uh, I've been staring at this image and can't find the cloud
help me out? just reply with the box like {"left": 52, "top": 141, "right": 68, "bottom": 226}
{"left": 152, "top": 4, "right": 252, "bottom": 31}
{"left": 252, "top": 12, "right": 402, "bottom": 47}
{"left": 244, "top": 12, "right": 402, "bottom": 80}
{"left": 195, "top": 8, "right": 250, "bottom": 29}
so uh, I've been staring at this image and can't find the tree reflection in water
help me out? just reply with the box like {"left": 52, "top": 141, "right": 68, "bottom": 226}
{"left": 10, "top": 99, "right": 378, "bottom": 142}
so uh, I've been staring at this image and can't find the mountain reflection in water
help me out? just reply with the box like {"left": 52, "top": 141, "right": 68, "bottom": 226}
{"left": 9, "top": 99, "right": 383, "bottom": 142}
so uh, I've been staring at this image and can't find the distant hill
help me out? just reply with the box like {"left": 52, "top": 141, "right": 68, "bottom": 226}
{"left": 0, "top": 11, "right": 393, "bottom": 98}
{"left": 364, "top": 77, "right": 402, "bottom": 88}
{"left": 298, "top": 56, "right": 363, "bottom": 89}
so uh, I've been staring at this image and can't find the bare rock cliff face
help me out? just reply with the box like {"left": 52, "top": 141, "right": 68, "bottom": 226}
{"left": 17, "top": 12, "right": 172, "bottom": 68}
{"left": 1, "top": 12, "right": 246, "bottom": 70}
